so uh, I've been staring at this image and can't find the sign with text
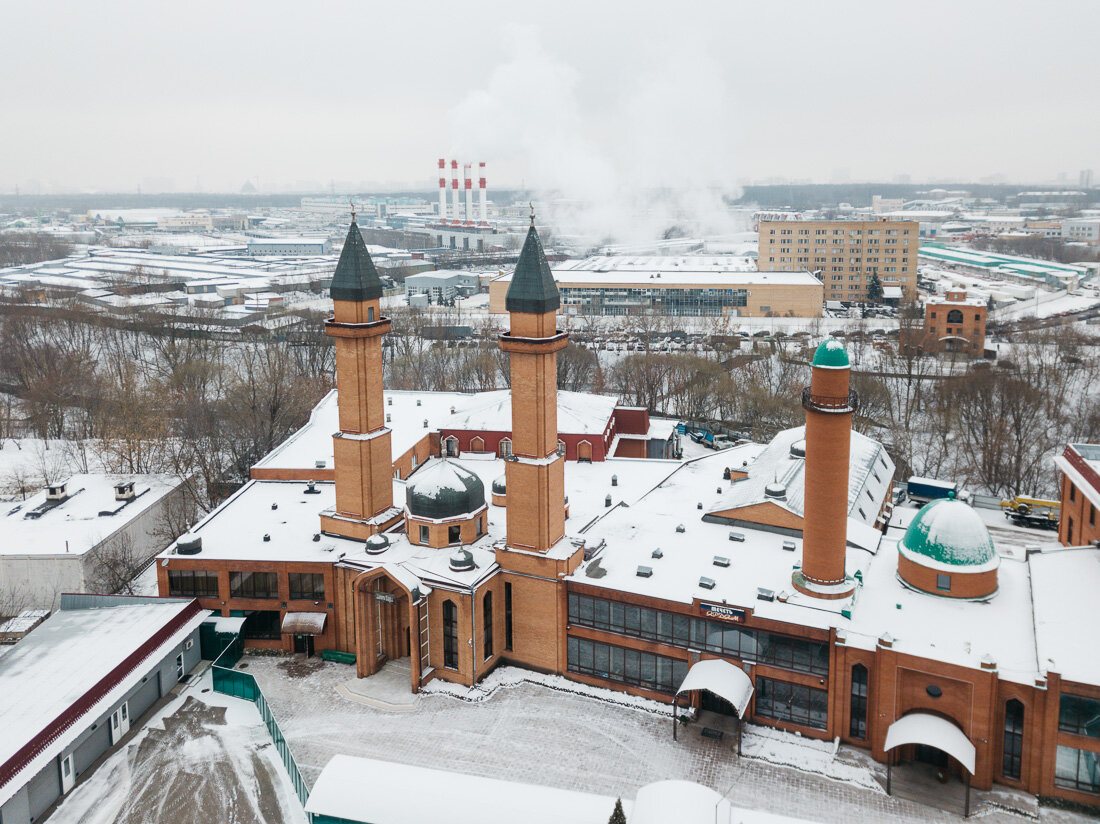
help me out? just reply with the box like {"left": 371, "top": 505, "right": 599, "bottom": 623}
{"left": 374, "top": 592, "right": 397, "bottom": 604}
{"left": 699, "top": 603, "right": 745, "bottom": 623}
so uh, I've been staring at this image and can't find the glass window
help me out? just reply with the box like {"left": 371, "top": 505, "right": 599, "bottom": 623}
{"left": 1060, "top": 694, "right": 1100, "bottom": 738}
{"left": 288, "top": 572, "right": 324, "bottom": 601}
{"left": 229, "top": 571, "right": 278, "bottom": 599}
{"left": 167, "top": 570, "right": 219, "bottom": 598}
{"left": 419, "top": 525, "right": 430, "bottom": 544}
{"left": 756, "top": 676, "right": 828, "bottom": 730}
{"left": 241, "top": 610, "right": 281, "bottom": 640}
{"left": 443, "top": 600, "right": 458, "bottom": 669}
{"left": 448, "top": 524, "right": 461, "bottom": 545}
{"left": 850, "top": 664, "right": 868, "bottom": 739}
{"left": 566, "top": 637, "right": 686, "bottom": 694}
{"left": 1003, "top": 699, "right": 1024, "bottom": 780}
{"left": 504, "top": 582, "right": 513, "bottom": 651}
{"left": 483, "top": 592, "right": 493, "bottom": 659}
{"left": 1055, "top": 745, "right": 1100, "bottom": 794}
{"left": 937, "top": 574, "right": 951, "bottom": 591}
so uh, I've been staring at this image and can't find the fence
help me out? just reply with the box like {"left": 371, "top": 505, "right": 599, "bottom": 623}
{"left": 210, "top": 635, "right": 313, "bottom": 816}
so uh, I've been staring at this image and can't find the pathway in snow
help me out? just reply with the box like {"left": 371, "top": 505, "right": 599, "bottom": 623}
{"left": 43, "top": 671, "right": 306, "bottom": 824}
{"left": 245, "top": 655, "right": 1093, "bottom": 824}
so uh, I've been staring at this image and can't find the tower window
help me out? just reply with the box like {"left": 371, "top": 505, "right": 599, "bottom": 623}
{"left": 443, "top": 600, "right": 458, "bottom": 670}
{"left": 1003, "top": 699, "right": 1024, "bottom": 780}
{"left": 368, "top": 306, "right": 375, "bottom": 322}
{"left": 849, "top": 664, "right": 868, "bottom": 739}
{"left": 419, "top": 525, "right": 430, "bottom": 544}
{"left": 936, "top": 574, "right": 951, "bottom": 591}
{"left": 499, "top": 439, "right": 512, "bottom": 458}
{"left": 448, "top": 524, "right": 461, "bottom": 544}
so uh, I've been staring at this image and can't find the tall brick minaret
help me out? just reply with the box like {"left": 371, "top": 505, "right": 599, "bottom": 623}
{"left": 320, "top": 210, "right": 397, "bottom": 540}
{"left": 793, "top": 339, "right": 858, "bottom": 599}
{"left": 499, "top": 211, "right": 569, "bottom": 553}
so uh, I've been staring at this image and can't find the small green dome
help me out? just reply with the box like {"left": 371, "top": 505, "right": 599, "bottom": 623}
{"left": 900, "top": 499, "right": 997, "bottom": 567}
{"left": 812, "top": 338, "right": 850, "bottom": 369}
{"left": 406, "top": 460, "right": 486, "bottom": 520}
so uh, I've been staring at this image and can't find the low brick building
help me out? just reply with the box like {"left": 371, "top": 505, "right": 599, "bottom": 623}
{"left": 1055, "top": 443, "right": 1100, "bottom": 547}
{"left": 920, "top": 289, "right": 987, "bottom": 355}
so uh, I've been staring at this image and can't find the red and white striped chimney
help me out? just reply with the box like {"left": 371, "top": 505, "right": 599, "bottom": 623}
{"left": 464, "top": 163, "right": 474, "bottom": 225}
{"left": 437, "top": 158, "right": 447, "bottom": 222}
{"left": 478, "top": 162, "right": 487, "bottom": 225}
{"left": 450, "top": 160, "right": 460, "bottom": 224}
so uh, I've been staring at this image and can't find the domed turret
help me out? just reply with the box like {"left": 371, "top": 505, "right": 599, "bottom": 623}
{"left": 491, "top": 475, "right": 507, "bottom": 507}
{"left": 897, "top": 498, "right": 999, "bottom": 598}
{"left": 406, "top": 460, "right": 486, "bottom": 520}
{"left": 812, "top": 338, "right": 850, "bottom": 369}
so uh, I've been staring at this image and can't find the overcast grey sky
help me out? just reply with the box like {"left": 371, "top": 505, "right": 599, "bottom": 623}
{"left": 3, "top": 0, "right": 1098, "bottom": 193}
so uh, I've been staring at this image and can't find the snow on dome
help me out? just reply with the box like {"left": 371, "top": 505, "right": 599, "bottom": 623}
{"left": 899, "top": 499, "right": 998, "bottom": 569}
{"left": 764, "top": 482, "right": 787, "bottom": 500}
{"left": 491, "top": 475, "right": 507, "bottom": 495}
{"left": 449, "top": 548, "right": 475, "bottom": 572}
{"left": 812, "top": 338, "right": 850, "bottom": 369}
{"left": 406, "top": 459, "right": 486, "bottom": 520}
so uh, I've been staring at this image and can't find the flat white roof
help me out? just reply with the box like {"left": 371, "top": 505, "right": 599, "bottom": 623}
{"left": 0, "top": 599, "right": 206, "bottom": 808}
{"left": 1030, "top": 547, "right": 1100, "bottom": 686}
{"left": 305, "top": 754, "right": 619, "bottom": 824}
{"left": 495, "top": 266, "right": 822, "bottom": 288}
{"left": 1, "top": 473, "right": 182, "bottom": 557}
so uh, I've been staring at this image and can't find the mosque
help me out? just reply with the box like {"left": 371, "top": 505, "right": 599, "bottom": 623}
{"left": 160, "top": 215, "right": 1100, "bottom": 811}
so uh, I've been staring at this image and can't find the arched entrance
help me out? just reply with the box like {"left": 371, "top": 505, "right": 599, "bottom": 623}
{"left": 350, "top": 568, "right": 426, "bottom": 692}
{"left": 884, "top": 712, "right": 976, "bottom": 817}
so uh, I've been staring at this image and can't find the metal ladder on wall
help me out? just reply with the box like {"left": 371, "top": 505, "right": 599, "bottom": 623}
{"left": 418, "top": 601, "right": 432, "bottom": 678}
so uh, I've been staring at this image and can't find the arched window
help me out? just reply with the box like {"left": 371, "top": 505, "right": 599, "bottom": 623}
{"left": 557, "top": 440, "right": 566, "bottom": 458}
{"left": 849, "top": 664, "right": 868, "bottom": 739}
{"left": 445, "top": 436, "right": 459, "bottom": 457}
{"left": 947, "top": 308, "right": 963, "bottom": 324}
{"left": 442, "top": 600, "right": 458, "bottom": 670}
{"left": 499, "top": 438, "right": 512, "bottom": 458}
{"left": 1003, "top": 699, "right": 1024, "bottom": 780}
{"left": 483, "top": 592, "right": 493, "bottom": 659}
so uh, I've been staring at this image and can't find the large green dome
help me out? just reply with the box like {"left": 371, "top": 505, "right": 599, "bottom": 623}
{"left": 899, "top": 499, "right": 997, "bottom": 568}
{"left": 406, "top": 460, "right": 486, "bottom": 520}
{"left": 812, "top": 338, "right": 850, "bottom": 369}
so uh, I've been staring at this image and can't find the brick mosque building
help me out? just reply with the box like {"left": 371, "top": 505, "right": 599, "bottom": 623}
{"left": 160, "top": 215, "right": 1100, "bottom": 811}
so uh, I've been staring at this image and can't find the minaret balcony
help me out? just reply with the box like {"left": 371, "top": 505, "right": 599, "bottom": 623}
{"left": 801, "top": 386, "right": 859, "bottom": 414}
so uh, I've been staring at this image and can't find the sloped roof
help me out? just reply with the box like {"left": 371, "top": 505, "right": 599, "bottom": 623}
{"left": 330, "top": 220, "right": 383, "bottom": 301}
{"left": 505, "top": 224, "right": 559, "bottom": 314}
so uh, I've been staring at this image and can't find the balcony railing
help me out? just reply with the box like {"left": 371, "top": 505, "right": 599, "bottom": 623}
{"left": 801, "top": 387, "right": 859, "bottom": 414}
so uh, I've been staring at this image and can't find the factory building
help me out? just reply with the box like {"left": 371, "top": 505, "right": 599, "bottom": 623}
{"left": 489, "top": 256, "right": 824, "bottom": 318}
{"left": 159, "top": 213, "right": 1100, "bottom": 812}
{"left": 757, "top": 218, "right": 919, "bottom": 303}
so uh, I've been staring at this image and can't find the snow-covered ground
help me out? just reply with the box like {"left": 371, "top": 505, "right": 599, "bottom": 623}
{"left": 238, "top": 655, "right": 1075, "bottom": 824}
{"left": 43, "top": 666, "right": 306, "bottom": 824}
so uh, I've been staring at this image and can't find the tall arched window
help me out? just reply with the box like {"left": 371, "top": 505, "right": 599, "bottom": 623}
{"left": 499, "top": 438, "right": 512, "bottom": 458}
{"left": 442, "top": 600, "right": 458, "bottom": 670}
{"left": 445, "top": 436, "right": 459, "bottom": 457}
{"left": 483, "top": 592, "right": 493, "bottom": 659}
{"left": 1003, "top": 699, "right": 1024, "bottom": 780}
{"left": 849, "top": 664, "right": 868, "bottom": 739}
{"left": 946, "top": 308, "right": 963, "bottom": 324}
{"left": 557, "top": 440, "right": 567, "bottom": 458}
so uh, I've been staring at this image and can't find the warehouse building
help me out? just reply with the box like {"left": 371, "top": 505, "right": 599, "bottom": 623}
{"left": 0, "top": 595, "right": 205, "bottom": 824}
{"left": 489, "top": 255, "right": 823, "bottom": 318}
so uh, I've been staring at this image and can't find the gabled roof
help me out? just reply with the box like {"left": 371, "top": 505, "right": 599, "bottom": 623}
{"left": 330, "top": 220, "right": 383, "bottom": 302}
{"left": 505, "top": 224, "right": 560, "bottom": 314}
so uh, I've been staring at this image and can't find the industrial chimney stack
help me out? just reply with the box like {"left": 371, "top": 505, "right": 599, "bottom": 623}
{"left": 450, "top": 160, "right": 460, "bottom": 224}
{"left": 793, "top": 339, "right": 858, "bottom": 599}
{"left": 463, "top": 163, "right": 474, "bottom": 225}
{"left": 437, "top": 158, "right": 447, "bottom": 221}
{"left": 478, "top": 162, "right": 488, "bottom": 225}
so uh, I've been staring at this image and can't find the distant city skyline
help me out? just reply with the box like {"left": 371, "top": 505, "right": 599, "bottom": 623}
{"left": 2, "top": 1, "right": 1098, "bottom": 195}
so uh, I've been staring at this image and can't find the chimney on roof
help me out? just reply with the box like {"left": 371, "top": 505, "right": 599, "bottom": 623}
{"left": 114, "top": 481, "right": 136, "bottom": 501}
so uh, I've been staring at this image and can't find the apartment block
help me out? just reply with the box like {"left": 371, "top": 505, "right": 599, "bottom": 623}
{"left": 758, "top": 218, "right": 919, "bottom": 303}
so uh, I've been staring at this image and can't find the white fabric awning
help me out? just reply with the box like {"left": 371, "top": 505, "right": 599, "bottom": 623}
{"left": 883, "top": 286, "right": 904, "bottom": 299}
{"left": 884, "top": 713, "right": 975, "bottom": 774}
{"left": 675, "top": 659, "right": 754, "bottom": 718}
{"left": 281, "top": 612, "right": 327, "bottom": 635}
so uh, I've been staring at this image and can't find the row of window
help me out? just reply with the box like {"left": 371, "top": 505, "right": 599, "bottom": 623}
{"left": 167, "top": 570, "right": 325, "bottom": 601}
{"left": 768, "top": 227, "right": 911, "bottom": 236}
{"left": 756, "top": 676, "right": 829, "bottom": 730}
{"left": 567, "top": 636, "right": 689, "bottom": 694}
{"left": 1060, "top": 693, "right": 1100, "bottom": 738}
{"left": 567, "top": 593, "right": 829, "bottom": 676}
{"left": 440, "top": 586, "right": 512, "bottom": 671}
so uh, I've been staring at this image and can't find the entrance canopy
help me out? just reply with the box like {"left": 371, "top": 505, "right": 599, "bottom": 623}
{"left": 676, "top": 659, "right": 754, "bottom": 718}
{"left": 281, "top": 612, "right": 327, "bottom": 636}
{"left": 884, "top": 713, "right": 975, "bottom": 774}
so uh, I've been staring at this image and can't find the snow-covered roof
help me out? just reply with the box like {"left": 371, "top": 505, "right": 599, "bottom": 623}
{"left": 0, "top": 598, "right": 207, "bottom": 809}
{"left": 445, "top": 390, "right": 618, "bottom": 436}
{"left": 707, "top": 426, "right": 894, "bottom": 529}
{"left": 305, "top": 754, "right": 620, "bottom": 824}
{"left": 1030, "top": 547, "right": 1100, "bottom": 686}
{"left": 676, "top": 658, "right": 754, "bottom": 717}
{"left": 884, "top": 713, "right": 975, "bottom": 774}
{"left": 494, "top": 256, "right": 822, "bottom": 288}
{"left": 1, "top": 473, "right": 183, "bottom": 557}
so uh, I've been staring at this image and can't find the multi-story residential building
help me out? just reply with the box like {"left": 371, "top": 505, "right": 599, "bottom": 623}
{"left": 758, "top": 218, "right": 919, "bottom": 304}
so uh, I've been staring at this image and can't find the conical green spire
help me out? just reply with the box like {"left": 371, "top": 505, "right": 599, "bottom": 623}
{"left": 330, "top": 217, "right": 383, "bottom": 302}
{"left": 505, "top": 217, "right": 559, "bottom": 315}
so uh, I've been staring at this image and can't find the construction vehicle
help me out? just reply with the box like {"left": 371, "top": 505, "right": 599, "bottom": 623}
{"left": 1000, "top": 496, "right": 1060, "bottom": 530}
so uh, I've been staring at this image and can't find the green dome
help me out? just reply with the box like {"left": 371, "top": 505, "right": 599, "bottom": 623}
{"left": 812, "top": 338, "right": 850, "bottom": 369}
{"left": 899, "top": 499, "right": 997, "bottom": 568}
{"left": 406, "top": 460, "right": 486, "bottom": 520}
